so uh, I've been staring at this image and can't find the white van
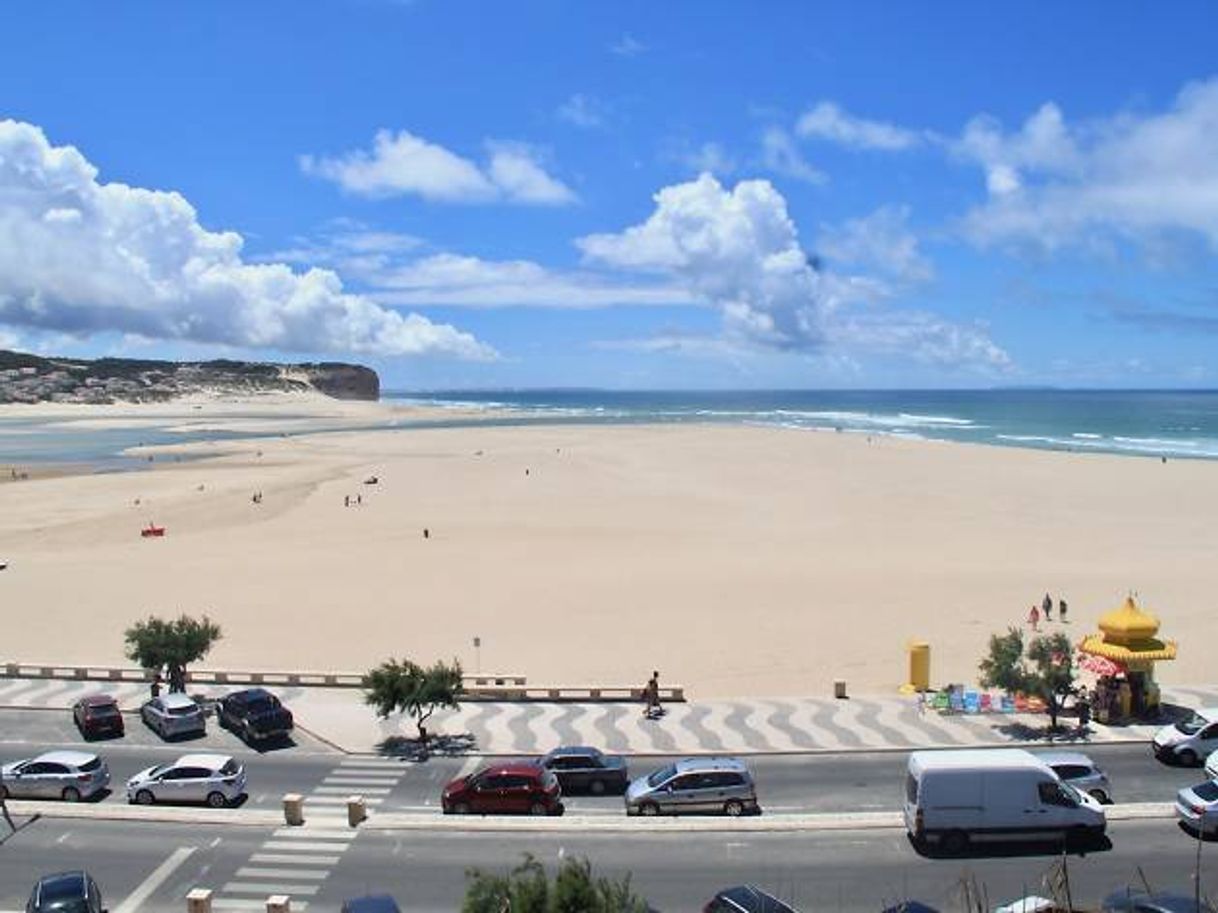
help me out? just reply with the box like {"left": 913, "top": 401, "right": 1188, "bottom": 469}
{"left": 1153, "top": 707, "right": 1218, "bottom": 766}
{"left": 903, "top": 749, "right": 1107, "bottom": 854}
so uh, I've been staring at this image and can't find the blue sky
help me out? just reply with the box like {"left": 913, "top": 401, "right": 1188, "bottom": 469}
{"left": 2, "top": 1, "right": 1218, "bottom": 389}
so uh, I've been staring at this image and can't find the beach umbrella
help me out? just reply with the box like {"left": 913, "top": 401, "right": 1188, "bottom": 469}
{"left": 1077, "top": 653, "right": 1122, "bottom": 676}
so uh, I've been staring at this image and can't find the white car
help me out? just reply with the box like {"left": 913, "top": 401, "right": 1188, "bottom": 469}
{"left": 1175, "top": 780, "right": 1218, "bottom": 835}
{"left": 1204, "top": 752, "right": 1218, "bottom": 781}
{"left": 141, "top": 693, "right": 206, "bottom": 739}
{"left": 0, "top": 750, "right": 110, "bottom": 802}
{"left": 1153, "top": 707, "right": 1218, "bottom": 766}
{"left": 126, "top": 753, "right": 246, "bottom": 808}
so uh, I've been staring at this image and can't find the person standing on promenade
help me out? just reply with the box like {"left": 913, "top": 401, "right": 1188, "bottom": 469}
{"left": 1059, "top": 598, "right": 1069, "bottom": 623}
{"left": 1043, "top": 592, "right": 1053, "bottom": 621}
{"left": 1028, "top": 604, "right": 1040, "bottom": 632}
{"left": 643, "top": 671, "right": 661, "bottom": 718}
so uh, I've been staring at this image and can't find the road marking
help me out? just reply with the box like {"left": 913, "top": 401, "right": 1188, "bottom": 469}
{"left": 262, "top": 840, "right": 354, "bottom": 853}
{"left": 213, "top": 900, "right": 308, "bottom": 911}
{"left": 56, "top": 832, "right": 71, "bottom": 844}
{"left": 113, "top": 846, "right": 195, "bottom": 913}
{"left": 223, "top": 882, "right": 321, "bottom": 896}
{"left": 236, "top": 867, "right": 329, "bottom": 880}
{"left": 306, "top": 795, "right": 384, "bottom": 806}
{"left": 249, "top": 853, "right": 341, "bottom": 866}
{"left": 322, "top": 775, "right": 400, "bottom": 785}
{"left": 313, "top": 786, "right": 391, "bottom": 795}
{"left": 209, "top": 837, "right": 222, "bottom": 848}
{"left": 273, "top": 827, "right": 355, "bottom": 840}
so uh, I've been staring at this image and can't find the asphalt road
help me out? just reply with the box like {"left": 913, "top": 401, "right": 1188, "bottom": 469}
{"left": 0, "top": 708, "right": 1208, "bottom": 815}
{"left": 3, "top": 817, "right": 1217, "bottom": 913}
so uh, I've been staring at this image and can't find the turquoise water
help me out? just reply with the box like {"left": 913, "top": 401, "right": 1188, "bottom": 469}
{"left": 4, "top": 390, "right": 1218, "bottom": 467}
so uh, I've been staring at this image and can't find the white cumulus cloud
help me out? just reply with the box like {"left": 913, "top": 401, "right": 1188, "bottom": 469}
{"left": 956, "top": 78, "right": 1218, "bottom": 251}
{"left": 796, "top": 102, "right": 923, "bottom": 151}
{"left": 301, "top": 129, "right": 575, "bottom": 205}
{"left": 0, "top": 120, "right": 494, "bottom": 360}
{"left": 816, "top": 206, "right": 933, "bottom": 282}
{"left": 760, "top": 128, "right": 827, "bottom": 185}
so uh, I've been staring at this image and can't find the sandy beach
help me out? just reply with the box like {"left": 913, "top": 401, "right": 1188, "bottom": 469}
{"left": 0, "top": 396, "right": 1214, "bottom": 699}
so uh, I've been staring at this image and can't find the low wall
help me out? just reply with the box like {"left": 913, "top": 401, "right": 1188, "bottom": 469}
{"left": 0, "top": 662, "right": 685, "bottom": 703}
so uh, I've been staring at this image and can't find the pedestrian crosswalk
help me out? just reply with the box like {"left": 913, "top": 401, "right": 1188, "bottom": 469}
{"left": 209, "top": 756, "right": 408, "bottom": 911}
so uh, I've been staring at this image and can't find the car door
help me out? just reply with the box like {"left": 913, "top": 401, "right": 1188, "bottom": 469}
{"left": 145, "top": 699, "right": 164, "bottom": 732}
{"left": 564, "top": 755, "right": 592, "bottom": 791}
{"left": 154, "top": 766, "right": 188, "bottom": 801}
{"left": 503, "top": 774, "right": 537, "bottom": 813}
{"left": 470, "top": 774, "right": 505, "bottom": 813}
{"left": 176, "top": 766, "right": 212, "bottom": 803}
{"left": 665, "top": 773, "right": 705, "bottom": 812}
{"left": 6, "top": 761, "right": 40, "bottom": 798}
{"left": 1034, "top": 780, "right": 1075, "bottom": 831}
{"left": 1198, "top": 723, "right": 1218, "bottom": 759}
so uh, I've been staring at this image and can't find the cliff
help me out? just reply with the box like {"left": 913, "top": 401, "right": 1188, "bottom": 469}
{"left": 0, "top": 350, "right": 380, "bottom": 404}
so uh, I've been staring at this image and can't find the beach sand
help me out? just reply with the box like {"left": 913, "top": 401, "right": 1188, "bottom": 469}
{"left": 0, "top": 398, "right": 1214, "bottom": 698}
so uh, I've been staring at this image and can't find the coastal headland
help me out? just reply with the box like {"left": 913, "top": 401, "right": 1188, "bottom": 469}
{"left": 1, "top": 395, "right": 1214, "bottom": 699}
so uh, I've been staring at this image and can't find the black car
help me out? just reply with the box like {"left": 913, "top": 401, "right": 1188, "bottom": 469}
{"left": 704, "top": 885, "right": 799, "bottom": 913}
{"left": 27, "top": 871, "right": 106, "bottom": 913}
{"left": 540, "top": 746, "right": 628, "bottom": 795}
{"left": 216, "top": 688, "right": 294, "bottom": 743}
{"left": 1102, "top": 891, "right": 1217, "bottom": 913}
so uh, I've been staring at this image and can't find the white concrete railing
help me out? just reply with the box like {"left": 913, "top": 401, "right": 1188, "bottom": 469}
{"left": 0, "top": 662, "right": 686, "bottom": 702}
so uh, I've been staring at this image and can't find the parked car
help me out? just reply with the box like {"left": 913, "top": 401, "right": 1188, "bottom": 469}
{"left": 0, "top": 751, "right": 110, "bottom": 802}
{"left": 903, "top": 748, "right": 1106, "bottom": 854}
{"left": 1102, "top": 889, "right": 1217, "bottom": 913}
{"left": 1205, "top": 751, "right": 1218, "bottom": 781}
{"left": 441, "top": 761, "right": 562, "bottom": 815}
{"left": 540, "top": 746, "right": 628, "bottom": 795}
{"left": 216, "top": 688, "right": 294, "bottom": 743}
{"left": 1153, "top": 707, "right": 1218, "bottom": 766}
{"left": 140, "top": 693, "right": 206, "bottom": 739}
{"left": 72, "top": 695, "right": 125, "bottom": 740}
{"left": 26, "top": 871, "right": 106, "bottom": 913}
{"left": 341, "top": 897, "right": 402, "bottom": 913}
{"left": 1035, "top": 750, "right": 1112, "bottom": 803}
{"left": 626, "top": 757, "right": 758, "bottom": 817}
{"left": 1174, "top": 779, "right": 1218, "bottom": 836}
{"left": 704, "top": 885, "right": 799, "bottom": 913}
{"left": 126, "top": 753, "right": 246, "bottom": 808}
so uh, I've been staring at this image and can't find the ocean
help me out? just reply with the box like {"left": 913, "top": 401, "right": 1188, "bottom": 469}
{"left": 3, "top": 390, "right": 1218, "bottom": 468}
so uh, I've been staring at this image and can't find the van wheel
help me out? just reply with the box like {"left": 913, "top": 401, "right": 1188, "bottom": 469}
{"left": 1179, "top": 749, "right": 1199, "bottom": 767}
{"left": 724, "top": 799, "right": 745, "bottom": 817}
{"left": 940, "top": 830, "right": 968, "bottom": 855}
{"left": 206, "top": 791, "right": 229, "bottom": 809}
{"left": 61, "top": 786, "right": 81, "bottom": 803}
{"left": 589, "top": 780, "right": 606, "bottom": 796}
{"left": 639, "top": 802, "right": 660, "bottom": 817}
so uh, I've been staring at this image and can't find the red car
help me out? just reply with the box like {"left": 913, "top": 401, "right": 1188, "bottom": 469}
{"left": 441, "top": 761, "right": 563, "bottom": 816}
{"left": 73, "top": 694, "right": 125, "bottom": 739}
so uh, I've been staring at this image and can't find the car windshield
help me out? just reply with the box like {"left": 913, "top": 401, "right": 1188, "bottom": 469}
{"left": 646, "top": 764, "right": 677, "bottom": 788}
{"left": 1177, "top": 713, "right": 1209, "bottom": 735}
{"left": 1194, "top": 781, "right": 1218, "bottom": 802}
{"left": 146, "top": 765, "right": 167, "bottom": 779}
{"left": 90, "top": 704, "right": 119, "bottom": 716}
{"left": 246, "top": 697, "right": 276, "bottom": 713}
{"left": 1062, "top": 782, "right": 1085, "bottom": 803}
{"left": 37, "top": 876, "right": 88, "bottom": 910}
{"left": 168, "top": 704, "right": 198, "bottom": 716}
{"left": 221, "top": 760, "right": 241, "bottom": 776}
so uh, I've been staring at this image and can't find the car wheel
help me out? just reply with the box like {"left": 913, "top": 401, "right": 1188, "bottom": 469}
{"left": 61, "top": 786, "right": 81, "bottom": 803}
{"left": 206, "top": 791, "right": 229, "bottom": 809}
{"left": 1179, "top": 749, "right": 1199, "bottom": 767}
{"left": 940, "top": 830, "right": 968, "bottom": 855}
{"left": 1089, "top": 788, "right": 1110, "bottom": 804}
{"left": 528, "top": 801, "right": 548, "bottom": 816}
{"left": 134, "top": 789, "right": 155, "bottom": 806}
{"left": 639, "top": 801, "right": 660, "bottom": 817}
{"left": 589, "top": 779, "right": 606, "bottom": 796}
{"left": 453, "top": 802, "right": 470, "bottom": 815}
{"left": 723, "top": 799, "right": 745, "bottom": 817}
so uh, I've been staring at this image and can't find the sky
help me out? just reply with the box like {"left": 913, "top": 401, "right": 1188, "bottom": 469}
{"left": 2, "top": 1, "right": 1218, "bottom": 390}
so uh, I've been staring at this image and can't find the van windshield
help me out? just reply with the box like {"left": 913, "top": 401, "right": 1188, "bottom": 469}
{"left": 1176, "top": 713, "right": 1209, "bottom": 736}
{"left": 647, "top": 764, "right": 677, "bottom": 788}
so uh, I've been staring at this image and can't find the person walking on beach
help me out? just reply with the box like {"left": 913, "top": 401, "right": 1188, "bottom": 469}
{"left": 1059, "top": 598, "right": 1068, "bottom": 623}
{"left": 1028, "top": 604, "right": 1040, "bottom": 631}
{"left": 1042, "top": 592, "right": 1053, "bottom": 621}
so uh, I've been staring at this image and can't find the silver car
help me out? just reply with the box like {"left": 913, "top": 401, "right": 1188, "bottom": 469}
{"left": 625, "top": 757, "right": 758, "bottom": 816}
{"left": 141, "top": 693, "right": 206, "bottom": 739}
{"left": 0, "top": 750, "right": 110, "bottom": 802}
{"left": 1036, "top": 750, "right": 1112, "bottom": 803}
{"left": 127, "top": 753, "right": 246, "bottom": 808}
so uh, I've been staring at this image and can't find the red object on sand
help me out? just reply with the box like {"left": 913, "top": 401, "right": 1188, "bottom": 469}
{"left": 141, "top": 524, "right": 165, "bottom": 538}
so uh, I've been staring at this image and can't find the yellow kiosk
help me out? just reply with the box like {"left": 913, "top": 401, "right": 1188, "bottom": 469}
{"left": 1078, "top": 595, "right": 1177, "bottom": 722}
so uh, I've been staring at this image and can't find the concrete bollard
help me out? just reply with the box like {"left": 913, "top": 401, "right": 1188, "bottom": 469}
{"left": 266, "top": 895, "right": 291, "bottom": 913}
{"left": 347, "top": 794, "right": 366, "bottom": 827}
{"left": 186, "top": 888, "right": 213, "bottom": 913}
{"left": 283, "top": 793, "right": 304, "bottom": 826}
{"left": 834, "top": 679, "right": 848, "bottom": 699}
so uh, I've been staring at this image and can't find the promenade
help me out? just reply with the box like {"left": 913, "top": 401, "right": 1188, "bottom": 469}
{"left": 2, "top": 677, "right": 1214, "bottom": 755}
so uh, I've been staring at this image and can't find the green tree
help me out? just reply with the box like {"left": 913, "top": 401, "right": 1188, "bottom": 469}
{"left": 124, "top": 613, "right": 222, "bottom": 693}
{"left": 978, "top": 627, "right": 1076, "bottom": 729}
{"left": 363, "top": 657, "right": 463, "bottom": 741}
{"left": 463, "top": 854, "right": 648, "bottom": 913}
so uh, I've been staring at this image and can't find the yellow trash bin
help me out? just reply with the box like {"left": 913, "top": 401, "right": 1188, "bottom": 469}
{"left": 909, "top": 642, "right": 931, "bottom": 692}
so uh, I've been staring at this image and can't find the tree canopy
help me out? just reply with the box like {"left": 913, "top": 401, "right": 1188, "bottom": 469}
{"left": 124, "top": 613, "right": 222, "bottom": 691}
{"left": 978, "top": 627, "right": 1077, "bottom": 728}
{"left": 463, "top": 854, "right": 649, "bottom": 913}
{"left": 363, "top": 657, "right": 463, "bottom": 740}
